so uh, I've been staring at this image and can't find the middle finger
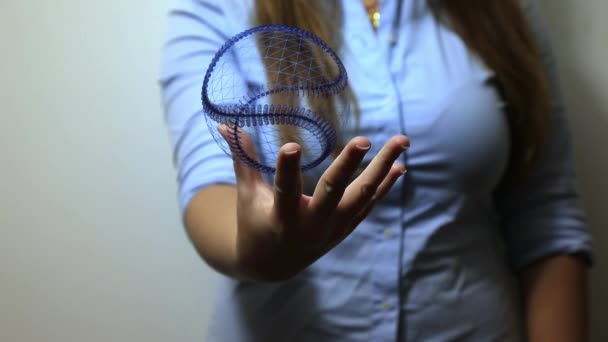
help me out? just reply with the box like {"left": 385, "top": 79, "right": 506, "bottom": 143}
{"left": 337, "top": 135, "right": 409, "bottom": 215}
{"left": 307, "top": 136, "right": 372, "bottom": 220}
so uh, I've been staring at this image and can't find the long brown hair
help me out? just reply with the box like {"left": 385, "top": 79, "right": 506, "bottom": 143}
{"left": 254, "top": 0, "right": 551, "bottom": 183}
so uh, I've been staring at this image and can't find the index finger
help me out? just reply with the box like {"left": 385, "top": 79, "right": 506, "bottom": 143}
{"left": 273, "top": 142, "right": 304, "bottom": 220}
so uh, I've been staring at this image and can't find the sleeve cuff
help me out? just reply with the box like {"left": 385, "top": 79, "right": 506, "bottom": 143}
{"left": 509, "top": 237, "right": 594, "bottom": 272}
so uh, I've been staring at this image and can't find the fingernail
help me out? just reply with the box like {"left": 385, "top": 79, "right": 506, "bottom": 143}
{"left": 400, "top": 144, "right": 409, "bottom": 151}
{"left": 285, "top": 149, "right": 299, "bottom": 155}
{"left": 401, "top": 167, "right": 408, "bottom": 175}
{"left": 356, "top": 143, "right": 371, "bottom": 151}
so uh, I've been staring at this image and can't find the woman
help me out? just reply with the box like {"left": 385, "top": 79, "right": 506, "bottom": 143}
{"left": 160, "top": 0, "right": 593, "bottom": 340}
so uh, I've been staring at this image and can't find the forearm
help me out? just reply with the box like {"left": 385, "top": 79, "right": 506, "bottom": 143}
{"left": 184, "top": 185, "right": 242, "bottom": 279}
{"left": 522, "top": 254, "right": 589, "bottom": 342}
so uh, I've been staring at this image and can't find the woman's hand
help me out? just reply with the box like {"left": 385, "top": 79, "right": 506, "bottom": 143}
{"left": 219, "top": 125, "right": 409, "bottom": 282}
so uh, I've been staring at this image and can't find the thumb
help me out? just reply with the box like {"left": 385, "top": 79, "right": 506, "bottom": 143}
{"left": 218, "top": 123, "right": 263, "bottom": 185}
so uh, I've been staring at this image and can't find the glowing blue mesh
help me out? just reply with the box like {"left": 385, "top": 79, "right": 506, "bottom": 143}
{"left": 202, "top": 25, "right": 350, "bottom": 173}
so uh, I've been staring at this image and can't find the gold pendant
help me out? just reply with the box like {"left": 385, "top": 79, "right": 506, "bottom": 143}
{"left": 370, "top": 10, "right": 381, "bottom": 30}
{"left": 363, "top": 0, "right": 381, "bottom": 30}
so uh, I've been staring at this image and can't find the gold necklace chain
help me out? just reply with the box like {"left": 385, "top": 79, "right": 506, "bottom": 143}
{"left": 363, "top": 0, "right": 381, "bottom": 31}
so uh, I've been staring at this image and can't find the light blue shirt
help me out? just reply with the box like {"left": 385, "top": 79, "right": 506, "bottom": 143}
{"left": 160, "top": 0, "right": 593, "bottom": 340}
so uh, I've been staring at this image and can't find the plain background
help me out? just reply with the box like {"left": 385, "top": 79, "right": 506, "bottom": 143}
{"left": 1, "top": 0, "right": 606, "bottom": 341}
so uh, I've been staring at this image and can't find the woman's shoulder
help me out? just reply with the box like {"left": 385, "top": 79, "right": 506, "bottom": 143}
{"left": 169, "top": 0, "right": 253, "bottom": 28}
{"left": 169, "top": 0, "right": 255, "bottom": 39}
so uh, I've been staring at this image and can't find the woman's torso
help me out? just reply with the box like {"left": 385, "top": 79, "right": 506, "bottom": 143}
{"left": 203, "top": 0, "right": 523, "bottom": 340}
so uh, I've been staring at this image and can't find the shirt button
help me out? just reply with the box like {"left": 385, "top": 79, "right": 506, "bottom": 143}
{"left": 383, "top": 228, "right": 394, "bottom": 238}
{"left": 382, "top": 300, "right": 393, "bottom": 311}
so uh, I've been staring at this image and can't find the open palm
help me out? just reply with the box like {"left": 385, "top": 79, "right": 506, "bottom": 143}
{"left": 219, "top": 125, "right": 409, "bottom": 282}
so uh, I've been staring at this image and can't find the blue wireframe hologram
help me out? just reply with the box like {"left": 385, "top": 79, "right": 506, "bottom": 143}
{"left": 201, "top": 25, "right": 350, "bottom": 173}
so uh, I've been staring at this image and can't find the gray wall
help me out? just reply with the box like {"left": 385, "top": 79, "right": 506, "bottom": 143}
{"left": 1, "top": 1, "right": 218, "bottom": 341}
{"left": 536, "top": 1, "right": 608, "bottom": 340}
{"left": 1, "top": 0, "right": 606, "bottom": 341}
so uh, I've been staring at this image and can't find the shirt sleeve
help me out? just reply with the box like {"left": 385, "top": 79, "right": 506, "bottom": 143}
{"left": 159, "top": 0, "right": 239, "bottom": 219}
{"left": 496, "top": 0, "right": 593, "bottom": 271}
